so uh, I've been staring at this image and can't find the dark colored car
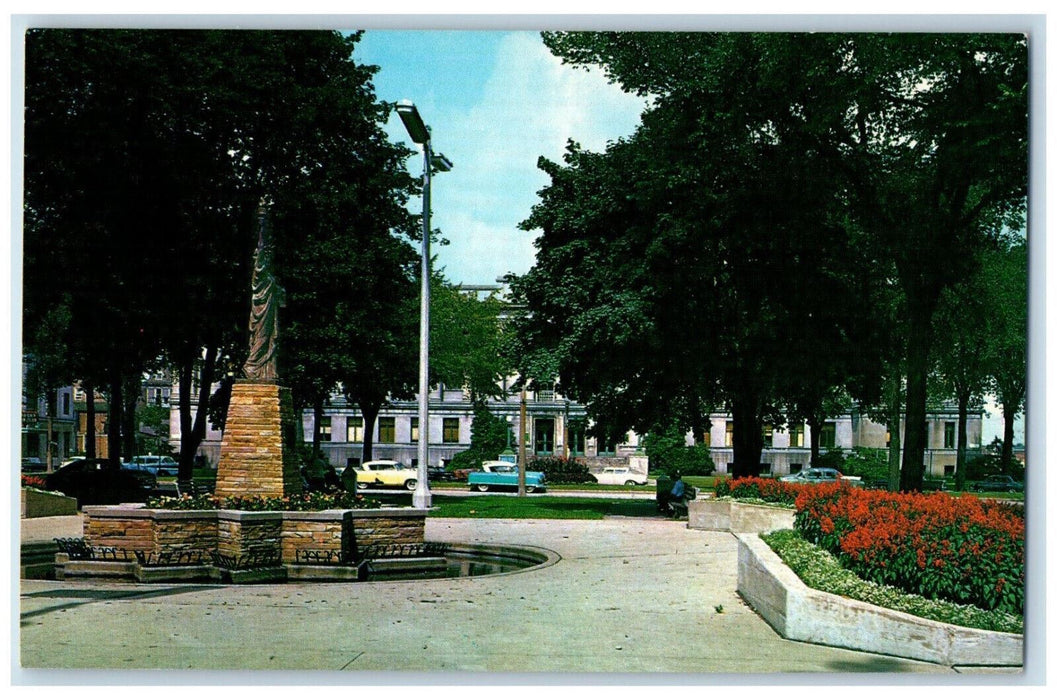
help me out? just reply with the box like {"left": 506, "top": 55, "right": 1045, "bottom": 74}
{"left": 972, "top": 474, "right": 1024, "bottom": 493}
{"left": 44, "top": 458, "right": 154, "bottom": 507}
{"left": 21, "top": 457, "right": 47, "bottom": 473}
{"left": 427, "top": 465, "right": 459, "bottom": 483}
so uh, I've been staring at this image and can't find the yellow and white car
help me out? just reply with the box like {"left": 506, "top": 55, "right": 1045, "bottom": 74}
{"left": 353, "top": 460, "right": 419, "bottom": 491}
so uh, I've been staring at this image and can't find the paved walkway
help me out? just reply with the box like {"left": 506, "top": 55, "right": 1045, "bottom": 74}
{"left": 18, "top": 514, "right": 961, "bottom": 678}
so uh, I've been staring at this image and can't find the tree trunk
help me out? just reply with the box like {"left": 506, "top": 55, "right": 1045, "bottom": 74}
{"left": 85, "top": 381, "right": 97, "bottom": 459}
{"left": 901, "top": 297, "right": 936, "bottom": 492}
{"left": 955, "top": 390, "right": 970, "bottom": 491}
{"left": 177, "top": 345, "right": 218, "bottom": 484}
{"left": 122, "top": 375, "right": 139, "bottom": 461}
{"left": 1002, "top": 406, "right": 1016, "bottom": 474}
{"left": 730, "top": 394, "right": 763, "bottom": 478}
{"left": 107, "top": 371, "right": 123, "bottom": 467}
{"left": 360, "top": 400, "right": 381, "bottom": 464}
{"left": 45, "top": 391, "right": 55, "bottom": 470}
{"left": 887, "top": 373, "right": 902, "bottom": 491}
{"left": 807, "top": 415, "right": 822, "bottom": 466}
{"left": 311, "top": 398, "right": 324, "bottom": 455}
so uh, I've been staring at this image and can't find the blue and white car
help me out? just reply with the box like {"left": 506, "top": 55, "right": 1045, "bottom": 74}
{"left": 468, "top": 461, "right": 547, "bottom": 493}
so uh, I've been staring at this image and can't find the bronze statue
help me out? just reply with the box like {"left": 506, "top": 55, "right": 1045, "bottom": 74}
{"left": 243, "top": 203, "right": 284, "bottom": 381}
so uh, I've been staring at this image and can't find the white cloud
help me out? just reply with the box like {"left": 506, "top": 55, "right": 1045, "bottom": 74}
{"left": 430, "top": 32, "right": 646, "bottom": 285}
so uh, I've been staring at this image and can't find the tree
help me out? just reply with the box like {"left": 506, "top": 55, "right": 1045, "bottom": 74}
{"left": 24, "top": 30, "right": 421, "bottom": 477}
{"left": 852, "top": 35, "right": 1028, "bottom": 490}
{"left": 524, "top": 32, "right": 1026, "bottom": 486}
{"left": 981, "top": 239, "right": 1028, "bottom": 473}
{"left": 430, "top": 276, "right": 509, "bottom": 401}
{"left": 516, "top": 33, "right": 887, "bottom": 477}
{"left": 932, "top": 251, "right": 993, "bottom": 490}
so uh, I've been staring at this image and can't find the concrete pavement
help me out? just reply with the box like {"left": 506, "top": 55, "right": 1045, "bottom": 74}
{"left": 18, "top": 513, "right": 960, "bottom": 679}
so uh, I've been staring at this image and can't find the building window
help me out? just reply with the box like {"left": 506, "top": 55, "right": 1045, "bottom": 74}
{"left": 535, "top": 418, "right": 555, "bottom": 454}
{"left": 62, "top": 392, "right": 70, "bottom": 415}
{"left": 725, "top": 422, "right": 734, "bottom": 447}
{"left": 442, "top": 418, "right": 459, "bottom": 444}
{"left": 379, "top": 417, "right": 395, "bottom": 443}
{"left": 789, "top": 424, "right": 804, "bottom": 448}
{"left": 411, "top": 418, "right": 419, "bottom": 442}
{"left": 319, "top": 416, "right": 332, "bottom": 440}
{"left": 944, "top": 422, "right": 956, "bottom": 449}
{"left": 885, "top": 430, "right": 891, "bottom": 448}
{"left": 700, "top": 429, "right": 711, "bottom": 449}
{"left": 820, "top": 423, "right": 836, "bottom": 449}
{"left": 762, "top": 424, "right": 773, "bottom": 449}
{"left": 568, "top": 420, "right": 586, "bottom": 456}
{"left": 346, "top": 418, "right": 363, "bottom": 443}
{"left": 536, "top": 385, "right": 555, "bottom": 402}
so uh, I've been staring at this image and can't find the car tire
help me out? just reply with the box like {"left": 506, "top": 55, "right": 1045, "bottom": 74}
{"left": 477, "top": 484, "right": 490, "bottom": 492}
{"left": 526, "top": 485, "right": 536, "bottom": 493}
{"left": 404, "top": 479, "right": 417, "bottom": 491}
{"left": 625, "top": 480, "right": 637, "bottom": 486}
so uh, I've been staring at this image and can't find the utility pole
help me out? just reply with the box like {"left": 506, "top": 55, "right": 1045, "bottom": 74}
{"left": 518, "top": 386, "right": 527, "bottom": 496}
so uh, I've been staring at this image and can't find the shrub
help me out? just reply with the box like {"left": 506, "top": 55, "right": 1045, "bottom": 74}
{"left": 794, "top": 485, "right": 1025, "bottom": 616}
{"left": 446, "top": 449, "right": 485, "bottom": 473}
{"left": 643, "top": 424, "right": 715, "bottom": 476}
{"left": 812, "top": 449, "right": 846, "bottom": 470}
{"left": 841, "top": 448, "right": 889, "bottom": 482}
{"left": 527, "top": 455, "right": 594, "bottom": 484}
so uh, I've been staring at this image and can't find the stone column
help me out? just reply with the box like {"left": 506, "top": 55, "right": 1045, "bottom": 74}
{"left": 214, "top": 381, "right": 302, "bottom": 499}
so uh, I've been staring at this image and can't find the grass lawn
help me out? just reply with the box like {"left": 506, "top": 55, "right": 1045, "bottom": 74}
{"left": 366, "top": 492, "right": 662, "bottom": 519}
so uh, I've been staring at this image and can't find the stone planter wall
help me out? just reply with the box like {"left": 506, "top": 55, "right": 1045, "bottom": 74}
{"left": 688, "top": 499, "right": 794, "bottom": 533}
{"left": 21, "top": 489, "right": 78, "bottom": 518}
{"left": 351, "top": 509, "right": 427, "bottom": 549}
{"left": 218, "top": 511, "right": 283, "bottom": 562}
{"left": 736, "top": 532, "right": 1023, "bottom": 667}
{"left": 280, "top": 510, "right": 354, "bottom": 563}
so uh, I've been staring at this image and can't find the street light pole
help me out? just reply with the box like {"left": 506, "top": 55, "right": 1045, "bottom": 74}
{"left": 396, "top": 100, "right": 452, "bottom": 510}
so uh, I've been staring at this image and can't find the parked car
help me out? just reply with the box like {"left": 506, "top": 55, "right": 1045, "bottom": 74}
{"left": 44, "top": 458, "right": 154, "bottom": 507}
{"left": 21, "top": 457, "right": 47, "bottom": 473}
{"left": 468, "top": 461, "right": 547, "bottom": 493}
{"left": 352, "top": 460, "right": 419, "bottom": 490}
{"left": 780, "top": 467, "right": 844, "bottom": 484}
{"left": 972, "top": 474, "right": 1024, "bottom": 493}
{"left": 427, "top": 465, "right": 460, "bottom": 483}
{"left": 591, "top": 467, "right": 648, "bottom": 486}
{"left": 127, "top": 455, "right": 179, "bottom": 477}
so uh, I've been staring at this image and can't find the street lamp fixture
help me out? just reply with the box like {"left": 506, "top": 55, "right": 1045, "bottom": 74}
{"left": 396, "top": 99, "right": 453, "bottom": 510}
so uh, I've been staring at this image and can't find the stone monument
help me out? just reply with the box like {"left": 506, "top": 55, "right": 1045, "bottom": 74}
{"left": 214, "top": 203, "right": 302, "bottom": 499}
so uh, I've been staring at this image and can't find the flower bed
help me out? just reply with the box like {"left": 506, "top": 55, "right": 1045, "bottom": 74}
{"left": 794, "top": 483, "right": 1024, "bottom": 616}
{"left": 713, "top": 476, "right": 806, "bottom": 505}
{"left": 145, "top": 490, "right": 382, "bottom": 511}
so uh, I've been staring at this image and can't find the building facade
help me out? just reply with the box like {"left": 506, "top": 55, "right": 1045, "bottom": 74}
{"left": 173, "top": 375, "right": 980, "bottom": 481}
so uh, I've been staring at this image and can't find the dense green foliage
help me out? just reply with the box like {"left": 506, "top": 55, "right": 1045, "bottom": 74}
{"left": 445, "top": 403, "right": 512, "bottom": 472}
{"left": 24, "top": 30, "right": 419, "bottom": 476}
{"left": 511, "top": 32, "right": 1027, "bottom": 488}
{"left": 642, "top": 423, "right": 715, "bottom": 476}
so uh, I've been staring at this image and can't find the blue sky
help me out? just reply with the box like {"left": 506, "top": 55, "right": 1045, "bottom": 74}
{"left": 352, "top": 30, "right": 648, "bottom": 286}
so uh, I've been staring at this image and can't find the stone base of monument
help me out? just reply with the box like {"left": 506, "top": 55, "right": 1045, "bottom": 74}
{"left": 57, "top": 506, "right": 428, "bottom": 584}
{"left": 214, "top": 381, "right": 302, "bottom": 499}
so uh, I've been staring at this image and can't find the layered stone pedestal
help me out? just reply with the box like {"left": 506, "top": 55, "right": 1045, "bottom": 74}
{"left": 215, "top": 381, "right": 301, "bottom": 499}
